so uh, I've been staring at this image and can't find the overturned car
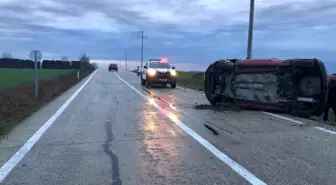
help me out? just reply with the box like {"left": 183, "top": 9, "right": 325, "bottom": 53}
{"left": 204, "top": 58, "right": 328, "bottom": 118}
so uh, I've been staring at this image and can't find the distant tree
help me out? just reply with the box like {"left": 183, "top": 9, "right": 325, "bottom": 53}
{"left": 79, "top": 53, "right": 90, "bottom": 63}
{"left": 2, "top": 52, "right": 12, "bottom": 59}
{"left": 61, "top": 56, "right": 69, "bottom": 61}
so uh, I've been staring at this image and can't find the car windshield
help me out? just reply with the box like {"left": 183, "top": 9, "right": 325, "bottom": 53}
{"left": 149, "top": 62, "right": 171, "bottom": 68}
{"left": 110, "top": 64, "right": 117, "bottom": 67}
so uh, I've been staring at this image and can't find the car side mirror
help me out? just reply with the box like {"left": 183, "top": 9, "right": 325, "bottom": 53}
{"left": 172, "top": 66, "right": 176, "bottom": 69}
{"left": 144, "top": 66, "right": 148, "bottom": 69}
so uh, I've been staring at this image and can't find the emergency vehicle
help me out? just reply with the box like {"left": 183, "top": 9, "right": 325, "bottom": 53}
{"left": 140, "top": 57, "right": 177, "bottom": 88}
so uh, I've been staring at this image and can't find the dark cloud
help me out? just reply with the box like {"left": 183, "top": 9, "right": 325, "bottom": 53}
{"left": 0, "top": 0, "right": 335, "bottom": 72}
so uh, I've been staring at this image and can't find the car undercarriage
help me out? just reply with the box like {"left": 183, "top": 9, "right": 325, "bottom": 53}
{"left": 204, "top": 58, "right": 328, "bottom": 118}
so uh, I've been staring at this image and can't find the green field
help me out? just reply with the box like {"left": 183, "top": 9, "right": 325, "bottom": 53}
{"left": 0, "top": 68, "right": 74, "bottom": 89}
{"left": 177, "top": 71, "right": 205, "bottom": 91}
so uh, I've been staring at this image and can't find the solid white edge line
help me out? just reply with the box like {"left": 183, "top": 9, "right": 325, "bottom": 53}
{"left": 262, "top": 112, "right": 336, "bottom": 135}
{"left": 114, "top": 72, "right": 267, "bottom": 185}
{"left": 0, "top": 69, "right": 98, "bottom": 183}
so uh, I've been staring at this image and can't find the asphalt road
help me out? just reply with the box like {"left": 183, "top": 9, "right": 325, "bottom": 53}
{"left": 0, "top": 69, "right": 336, "bottom": 185}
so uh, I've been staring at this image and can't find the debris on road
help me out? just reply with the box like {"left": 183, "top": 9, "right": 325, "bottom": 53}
{"left": 203, "top": 124, "right": 219, "bottom": 135}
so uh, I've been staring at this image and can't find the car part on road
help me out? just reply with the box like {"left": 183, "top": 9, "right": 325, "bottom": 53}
{"left": 203, "top": 124, "right": 219, "bottom": 135}
{"left": 204, "top": 58, "right": 328, "bottom": 118}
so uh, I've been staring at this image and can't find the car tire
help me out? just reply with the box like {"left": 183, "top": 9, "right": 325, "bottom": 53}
{"left": 146, "top": 79, "right": 151, "bottom": 88}
{"left": 141, "top": 77, "right": 145, "bottom": 85}
{"left": 170, "top": 83, "right": 176, "bottom": 88}
{"left": 204, "top": 59, "right": 235, "bottom": 106}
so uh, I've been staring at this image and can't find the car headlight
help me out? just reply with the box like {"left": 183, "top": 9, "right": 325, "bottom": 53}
{"left": 147, "top": 69, "right": 156, "bottom": 76}
{"left": 170, "top": 70, "right": 177, "bottom": 76}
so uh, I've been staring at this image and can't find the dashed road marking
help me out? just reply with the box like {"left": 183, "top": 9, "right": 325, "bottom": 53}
{"left": 314, "top": 126, "right": 336, "bottom": 135}
{"left": 262, "top": 112, "right": 304, "bottom": 125}
{"left": 263, "top": 112, "right": 336, "bottom": 135}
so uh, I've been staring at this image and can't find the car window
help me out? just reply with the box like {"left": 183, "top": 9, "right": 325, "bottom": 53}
{"left": 149, "top": 62, "right": 171, "bottom": 68}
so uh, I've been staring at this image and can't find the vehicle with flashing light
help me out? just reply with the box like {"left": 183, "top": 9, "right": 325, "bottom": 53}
{"left": 140, "top": 57, "right": 177, "bottom": 88}
{"left": 108, "top": 63, "right": 118, "bottom": 71}
{"left": 204, "top": 58, "right": 328, "bottom": 118}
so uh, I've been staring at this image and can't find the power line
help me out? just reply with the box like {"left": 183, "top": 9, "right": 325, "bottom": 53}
{"left": 138, "top": 31, "right": 147, "bottom": 70}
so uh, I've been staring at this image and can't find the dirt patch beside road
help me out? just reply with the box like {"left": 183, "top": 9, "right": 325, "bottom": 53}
{"left": 0, "top": 69, "right": 94, "bottom": 135}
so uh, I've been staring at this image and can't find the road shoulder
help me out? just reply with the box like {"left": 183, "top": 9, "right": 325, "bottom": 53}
{"left": 0, "top": 70, "right": 96, "bottom": 168}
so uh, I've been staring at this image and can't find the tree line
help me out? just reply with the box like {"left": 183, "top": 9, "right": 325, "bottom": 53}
{"left": 0, "top": 53, "right": 96, "bottom": 70}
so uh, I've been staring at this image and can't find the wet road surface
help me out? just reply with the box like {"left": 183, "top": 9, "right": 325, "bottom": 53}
{"left": 0, "top": 69, "right": 336, "bottom": 185}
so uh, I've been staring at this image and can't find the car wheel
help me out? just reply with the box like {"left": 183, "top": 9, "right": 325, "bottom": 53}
{"left": 170, "top": 83, "right": 176, "bottom": 88}
{"left": 204, "top": 59, "right": 235, "bottom": 106}
{"left": 146, "top": 79, "right": 151, "bottom": 88}
{"left": 141, "top": 76, "right": 145, "bottom": 85}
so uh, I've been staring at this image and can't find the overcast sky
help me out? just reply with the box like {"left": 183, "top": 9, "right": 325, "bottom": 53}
{"left": 0, "top": 0, "right": 335, "bottom": 72}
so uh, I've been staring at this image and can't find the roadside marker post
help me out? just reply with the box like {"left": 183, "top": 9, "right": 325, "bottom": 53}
{"left": 29, "top": 50, "right": 42, "bottom": 100}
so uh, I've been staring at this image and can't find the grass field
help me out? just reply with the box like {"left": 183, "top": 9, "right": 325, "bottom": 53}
{"left": 177, "top": 71, "right": 205, "bottom": 91}
{"left": 0, "top": 68, "right": 74, "bottom": 89}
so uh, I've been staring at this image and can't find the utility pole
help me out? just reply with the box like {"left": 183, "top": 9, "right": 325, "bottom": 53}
{"left": 125, "top": 51, "right": 128, "bottom": 70}
{"left": 247, "top": 0, "right": 255, "bottom": 59}
{"left": 138, "top": 31, "right": 147, "bottom": 70}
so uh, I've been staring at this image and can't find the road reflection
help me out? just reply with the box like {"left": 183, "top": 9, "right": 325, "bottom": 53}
{"left": 143, "top": 97, "right": 179, "bottom": 137}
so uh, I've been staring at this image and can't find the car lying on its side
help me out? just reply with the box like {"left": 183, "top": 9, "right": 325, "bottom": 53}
{"left": 108, "top": 63, "right": 118, "bottom": 71}
{"left": 204, "top": 58, "right": 328, "bottom": 118}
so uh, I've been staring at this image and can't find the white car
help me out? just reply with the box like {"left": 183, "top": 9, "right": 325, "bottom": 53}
{"left": 140, "top": 59, "right": 177, "bottom": 88}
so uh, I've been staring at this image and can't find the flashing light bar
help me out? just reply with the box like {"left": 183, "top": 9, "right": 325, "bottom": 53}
{"left": 160, "top": 57, "right": 168, "bottom": 63}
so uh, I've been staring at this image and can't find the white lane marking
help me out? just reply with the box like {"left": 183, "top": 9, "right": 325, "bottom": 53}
{"left": 263, "top": 112, "right": 336, "bottom": 135}
{"left": 114, "top": 73, "right": 267, "bottom": 185}
{"left": 314, "top": 127, "right": 336, "bottom": 135}
{"left": 262, "top": 112, "right": 304, "bottom": 125}
{"left": 0, "top": 69, "right": 98, "bottom": 183}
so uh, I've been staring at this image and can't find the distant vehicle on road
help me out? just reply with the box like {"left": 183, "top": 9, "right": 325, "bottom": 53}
{"left": 140, "top": 58, "right": 177, "bottom": 88}
{"left": 204, "top": 58, "right": 328, "bottom": 118}
{"left": 108, "top": 63, "right": 118, "bottom": 71}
